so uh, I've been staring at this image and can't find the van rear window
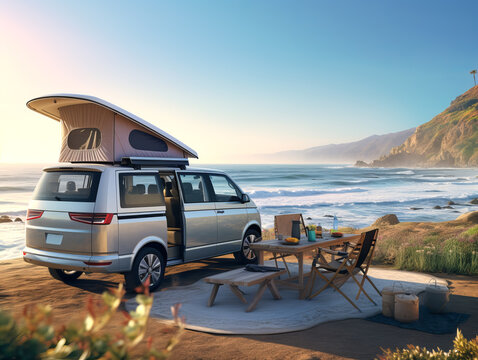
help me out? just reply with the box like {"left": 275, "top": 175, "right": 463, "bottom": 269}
{"left": 33, "top": 171, "right": 101, "bottom": 202}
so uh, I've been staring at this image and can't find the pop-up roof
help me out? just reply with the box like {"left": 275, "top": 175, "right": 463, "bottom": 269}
{"left": 27, "top": 94, "right": 198, "bottom": 163}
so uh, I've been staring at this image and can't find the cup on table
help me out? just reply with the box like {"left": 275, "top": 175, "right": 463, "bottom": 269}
{"left": 277, "top": 234, "right": 284, "bottom": 241}
{"left": 308, "top": 229, "right": 316, "bottom": 242}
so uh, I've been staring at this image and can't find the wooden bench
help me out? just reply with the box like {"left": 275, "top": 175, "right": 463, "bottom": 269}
{"left": 204, "top": 267, "right": 287, "bottom": 312}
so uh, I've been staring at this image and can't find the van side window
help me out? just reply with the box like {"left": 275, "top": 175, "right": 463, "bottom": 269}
{"left": 209, "top": 175, "right": 241, "bottom": 202}
{"left": 119, "top": 174, "right": 165, "bottom": 208}
{"left": 179, "top": 174, "right": 210, "bottom": 203}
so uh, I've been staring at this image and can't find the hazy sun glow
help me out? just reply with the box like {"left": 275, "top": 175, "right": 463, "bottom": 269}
{"left": 1, "top": 1, "right": 477, "bottom": 164}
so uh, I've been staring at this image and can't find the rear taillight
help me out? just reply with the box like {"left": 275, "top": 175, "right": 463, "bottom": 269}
{"left": 26, "top": 209, "right": 43, "bottom": 221}
{"left": 69, "top": 213, "right": 114, "bottom": 225}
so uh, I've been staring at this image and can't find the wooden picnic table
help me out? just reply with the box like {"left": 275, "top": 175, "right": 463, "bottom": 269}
{"left": 250, "top": 233, "right": 361, "bottom": 299}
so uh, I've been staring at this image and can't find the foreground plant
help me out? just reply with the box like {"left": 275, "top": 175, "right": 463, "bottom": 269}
{"left": 378, "top": 329, "right": 478, "bottom": 359}
{"left": 0, "top": 281, "right": 183, "bottom": 360}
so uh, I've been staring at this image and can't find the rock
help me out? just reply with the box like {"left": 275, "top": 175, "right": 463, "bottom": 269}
{"left": 443, "top": 206, "right": 454, "bottom": 209}
{"left": 372, "top": 214, "right": 400, "bottom": 226}
{"left": 306, "top": 217, "right": 312, "bottom": 220}
{"left": 354, "top": 160, "right": 369, "bottom": 167}
{"left": 324, "top": 215, "right": 334, "bottom": 218}
{"left": 470, "top": 198, "right": 478, "bottom": 205}
{"left": 433, "top": 205, "right": 442, "bottom": 209}
{"left": 447, "top": 201, "right": 456, "bottom": 205}
{"left": 456, "top": 211, "right": 478, "bottom": 224}
{"left": 410, "top": 207, "right": 423, "bottom": 210}
{"left": 14, "top": 217, "right": 23, "bottom": 222}
{"left": 0, "top": 216, "right": 12, "bottom": 223}
{"left": 0, "top": 215, "right": 9, "bottom": 219}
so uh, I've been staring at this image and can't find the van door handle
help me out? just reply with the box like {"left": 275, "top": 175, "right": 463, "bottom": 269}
{"left": 216, "top": 210, "right": 224, "bottom": 214}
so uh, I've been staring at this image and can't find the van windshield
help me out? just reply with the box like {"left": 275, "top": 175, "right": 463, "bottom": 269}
{"left": 33, "top": 171, "right": 101, "bottom": 202}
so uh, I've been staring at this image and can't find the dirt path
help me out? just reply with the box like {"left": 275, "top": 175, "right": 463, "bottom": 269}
{"left": 0, "top": 256, "right": 477, "bottom": 360}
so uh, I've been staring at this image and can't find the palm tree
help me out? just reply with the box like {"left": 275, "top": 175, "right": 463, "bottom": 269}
{"left": 471, "top": 69, "right": 477, "bottom": 86}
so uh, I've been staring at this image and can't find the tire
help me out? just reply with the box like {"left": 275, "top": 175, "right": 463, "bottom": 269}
{"left": 48, "top": 268, "right": 83, "bottom": 282}
{"left": 124, "top": 247, "right": 165, "bottom": 293}
{"left": 234, "top": 228, "right": 261, "bottom": 264}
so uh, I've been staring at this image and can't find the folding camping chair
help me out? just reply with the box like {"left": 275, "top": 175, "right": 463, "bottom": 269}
{"left": 271, "top": 214, "right": 308, "bottom": 275}
{"left": 305, "top": 229, "right": 380, "bottom": 311}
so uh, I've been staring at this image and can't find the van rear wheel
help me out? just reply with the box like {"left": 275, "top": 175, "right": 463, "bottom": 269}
{"left": 124, "top": 247, "right": 165, "bottom": 293}
{"left": 48, "top": 268, "right": 83, "bottom": 282}
{"left": 234, "top": 229, "right": 261, "bottom": 264}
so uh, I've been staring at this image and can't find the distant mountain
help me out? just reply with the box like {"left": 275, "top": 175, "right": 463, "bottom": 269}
{"left": 264, "top": 128, "right": 415, "bottom": 163}
{"left": 370, "top": 86, "right": 478, "bottom": 167}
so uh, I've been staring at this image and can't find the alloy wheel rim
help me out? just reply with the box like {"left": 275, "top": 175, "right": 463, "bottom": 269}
{"left": 138, "top": 253, "right": 162, "bottom": 285}
{"left": 243, "top": 234, "right": 257, "bottom": 260}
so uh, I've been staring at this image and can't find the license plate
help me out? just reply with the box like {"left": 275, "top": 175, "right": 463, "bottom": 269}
{"left": 46, "top": 233, "right": 63, "bottom": 245}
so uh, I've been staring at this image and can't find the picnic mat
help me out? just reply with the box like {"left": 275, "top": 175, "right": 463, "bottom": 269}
{"left": 365, "top": 306, "right": 470, "bottom": 334}
{"left": 126, "top": 262, "right": 448, "bottom": 335}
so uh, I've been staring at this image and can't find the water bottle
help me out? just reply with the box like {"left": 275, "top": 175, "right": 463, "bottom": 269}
{"left": 333, "top": 215, "right": 338, "bottom": 231}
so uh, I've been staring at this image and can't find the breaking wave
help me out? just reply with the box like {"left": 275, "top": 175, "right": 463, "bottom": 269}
{"left": 249, "top": 187, "right": 367, "bottom": 199}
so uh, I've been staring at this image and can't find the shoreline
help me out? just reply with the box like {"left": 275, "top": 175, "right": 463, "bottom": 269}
{"left": 1, "top": 211, "right": 478, "bottom": 264}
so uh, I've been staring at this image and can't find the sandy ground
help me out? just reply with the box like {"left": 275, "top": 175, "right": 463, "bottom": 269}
{"left": 0, "top": 255, "right": 477, "bottom": 360}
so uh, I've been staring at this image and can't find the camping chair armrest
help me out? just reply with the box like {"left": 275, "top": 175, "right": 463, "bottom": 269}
{"left": 318, "top": 247, "right": 349, "bottom": 257}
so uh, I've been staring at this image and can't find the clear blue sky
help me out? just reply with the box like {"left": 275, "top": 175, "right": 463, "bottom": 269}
{"left": 1, "top": 0, "right": 477, "bottom": 163}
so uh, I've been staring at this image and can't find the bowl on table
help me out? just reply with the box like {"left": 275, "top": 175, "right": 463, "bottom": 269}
{"left": 281, "top": 237, "right": 300, "bottom": 245}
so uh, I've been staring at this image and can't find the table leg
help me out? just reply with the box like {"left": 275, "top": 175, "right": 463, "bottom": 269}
{"left": 272, "top": 252, "right": 278, "bottom": 268}
{"left": 229, "top": 285, "right": 247, "bottom": 304}
{"left": 267, "top": 279, "right": 281, "bottom": 300}
{"left": 246, "top": 281, "right": 268, "bottom": 312}
{"left": 298, "top": 253, "right": 305, "bottom": 299}
{"left": 257, "top": 250, "right": 264, "bottom": 265}
{"left": 208, "top": 284, "right": 221, "bottom": 307}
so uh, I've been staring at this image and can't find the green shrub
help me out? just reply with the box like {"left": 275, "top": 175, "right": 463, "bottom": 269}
{"left": 395, "top": 237, "right": 478, "bottom": 275}
{"left": 0, "top": 283, "right": 183, "bottom": 360}
{"left": 463, "top": 225, "right": 478, "bottom": 238}
{"left": 378, "top": 329, "right": 478, "bottom": 359}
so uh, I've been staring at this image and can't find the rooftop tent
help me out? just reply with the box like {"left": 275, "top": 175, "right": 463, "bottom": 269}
{"left": 26, "top": 94, "right": 198, "bottom": 163}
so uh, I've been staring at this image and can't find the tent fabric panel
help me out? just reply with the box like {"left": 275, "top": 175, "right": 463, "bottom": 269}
{"left": 114, "top": 114, "right": 185, "bottom": 162}
{"left": 58, "top": 104, "right": 115, "bottom": 162}
{"left": 27, "top": 94, "right": 198, "bottom": 158}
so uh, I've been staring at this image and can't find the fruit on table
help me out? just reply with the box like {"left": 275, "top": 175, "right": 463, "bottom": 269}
{"left": 285, "top": 237, "right": 299, "bottom": 244}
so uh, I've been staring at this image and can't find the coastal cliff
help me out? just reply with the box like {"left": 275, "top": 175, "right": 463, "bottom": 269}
{"left": 265, "top": 128, "right": 415, "bottom": 163}
{"left": 368, "top": 86, "right": 478, "bottom": 167}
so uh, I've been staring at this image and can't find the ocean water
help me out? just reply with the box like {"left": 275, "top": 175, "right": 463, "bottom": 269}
{"left": 1, "top": 163, "right": 478, "bottom": 260}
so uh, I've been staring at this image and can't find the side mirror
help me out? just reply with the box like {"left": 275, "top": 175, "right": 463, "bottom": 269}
{"left": 241, "top": 194, "right": 250, "bottom": 203}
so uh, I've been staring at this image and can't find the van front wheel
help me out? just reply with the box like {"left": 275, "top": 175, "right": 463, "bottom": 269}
{"left": 234, "top": 229, "right": 261, "bottom": 264}
{"left": 48, "top": 268, "right": 83, "bottom": 283}
{"left": 124, "top": 247, "right": 165, "bottom": 293}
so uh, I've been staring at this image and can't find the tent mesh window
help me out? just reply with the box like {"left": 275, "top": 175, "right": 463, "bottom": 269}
{"left": 67, "top": 128, "right": 102, "bottom": 150}
{"left": 129, "top": 130, "right": 168, "bottom": 152}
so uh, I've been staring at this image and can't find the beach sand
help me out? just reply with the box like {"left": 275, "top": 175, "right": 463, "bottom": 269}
{"left": 0, "top": 255, "right": 477, "bottom": 360}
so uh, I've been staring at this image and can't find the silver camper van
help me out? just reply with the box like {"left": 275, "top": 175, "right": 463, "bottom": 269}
{"left": 23, "top": 95, "right": 261, "bottom": 291}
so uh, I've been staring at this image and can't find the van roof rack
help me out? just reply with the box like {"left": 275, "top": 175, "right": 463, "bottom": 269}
{"left": 120, "top": 157, "right": 189, "bottom": 170}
